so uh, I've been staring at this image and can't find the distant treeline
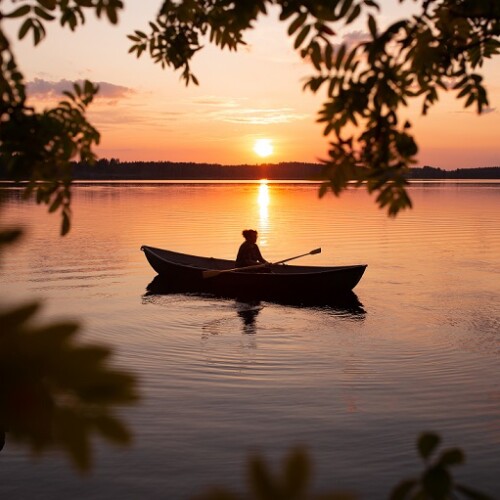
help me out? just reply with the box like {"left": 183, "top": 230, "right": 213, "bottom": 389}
{"left": 409, "top": 165, "right": 500, "bottom": 179}
{"left": 71, "top": 161, "right": 500, "bottom": 180}
{"left": 70, "top": 160, "right": 326, "bottom": 180}
{"left": 1, "top": 159, "right": 499, "bottom": 180}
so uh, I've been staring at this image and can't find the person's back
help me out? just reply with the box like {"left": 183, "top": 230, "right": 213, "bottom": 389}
{"left": 236, "top": 229, "right": 267, "bottom": 268}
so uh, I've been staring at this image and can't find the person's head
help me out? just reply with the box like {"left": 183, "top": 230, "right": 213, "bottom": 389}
{"left": 242, "top": 229, "right": 258, "bottom": 243}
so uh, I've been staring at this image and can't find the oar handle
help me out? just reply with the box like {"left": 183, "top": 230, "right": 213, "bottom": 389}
{"left": 202, "top": 261, "right": 269, "bottom": 279}
{"left": 202, "top": 247, "right": 321, "bottom": 279}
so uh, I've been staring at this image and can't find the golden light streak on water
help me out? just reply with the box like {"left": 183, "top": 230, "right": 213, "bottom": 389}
{"left": 257, "top": 180, "right": 270, "bottom": 244}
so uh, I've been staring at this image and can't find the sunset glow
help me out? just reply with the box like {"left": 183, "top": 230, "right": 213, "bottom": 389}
{"left": 7, "top": 2, "right": 499, "bottom": 168}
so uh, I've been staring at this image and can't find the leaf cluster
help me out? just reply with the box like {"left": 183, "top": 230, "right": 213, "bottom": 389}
{"left": 128, "top": 0, "right": 270, "bottom": 86}
{"left": 0, "top": 72, "right": 101, "bottom": 234}
{"left": 193, "top": 434, "right": 493, "bottom": 499}
{"left": 194, "top": 447, "right": 355, "bottom": 500}
{"left": 0, "top": 29, "right": 101, "bottom": 233}
{"left": 0, "top": 297, "right": 139, "bottom": 471}
{"left": 0, "top": 2, "right": 139, "bottom": 472}
{"left": 390, "top": 432, "right": 493, "bottom": 500}
{"left": 2, "top": 0, "right": 123, "bottom": 44}
{"left": 0, "top": 1, "right": 125, "bottom": 233}
{"left": 301, "top": 0, "right": 498, "bottom": 214}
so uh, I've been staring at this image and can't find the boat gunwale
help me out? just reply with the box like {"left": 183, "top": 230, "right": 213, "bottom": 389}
{"left": 141, "top": 245, "right": 367, "bottom": 275}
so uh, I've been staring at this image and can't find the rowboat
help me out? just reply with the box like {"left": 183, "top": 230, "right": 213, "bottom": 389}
{"left": 141, "top": 245, "right": 367, "bottom": 303}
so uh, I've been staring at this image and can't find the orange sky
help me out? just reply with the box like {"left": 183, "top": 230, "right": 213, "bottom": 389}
{"left": 5, "top": 1, "right": 500, "bottom": 169}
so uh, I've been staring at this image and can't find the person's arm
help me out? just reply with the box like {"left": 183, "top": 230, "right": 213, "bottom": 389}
{"left": 254, "top": 245, "right": 268, "bottom": 264}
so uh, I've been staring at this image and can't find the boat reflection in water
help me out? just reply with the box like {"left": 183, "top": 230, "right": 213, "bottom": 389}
{"left": 235, "top": 300, "right": 263, "bottom": 335}
{"left": 144, "top": 275, "right": 366, "bottom": 321}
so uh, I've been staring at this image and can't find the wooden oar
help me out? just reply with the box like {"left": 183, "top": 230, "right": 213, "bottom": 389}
{"left": 202, "top": 247, "right": 321, "bottom": 279}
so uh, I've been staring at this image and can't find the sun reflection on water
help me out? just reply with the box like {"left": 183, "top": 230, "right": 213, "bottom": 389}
{"left": 257, "top": 180, "right": 270, "bottom": 246}
{"left": 258, "top": 179, "right": 269, "bottom": 219}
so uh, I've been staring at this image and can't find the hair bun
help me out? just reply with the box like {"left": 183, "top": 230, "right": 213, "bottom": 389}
{"left": 242, "top": 229, "right": 257, "bottom": 239}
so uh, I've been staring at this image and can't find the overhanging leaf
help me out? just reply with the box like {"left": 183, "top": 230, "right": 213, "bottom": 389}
{"left": 417, "top": 432, "right": 441, "bottom": 460}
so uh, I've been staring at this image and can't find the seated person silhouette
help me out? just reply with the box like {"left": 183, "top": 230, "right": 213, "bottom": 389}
{"left": 235, "top": 230, "right": 269, "bottom": 270}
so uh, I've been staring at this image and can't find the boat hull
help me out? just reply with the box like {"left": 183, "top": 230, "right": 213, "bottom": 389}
{"left": 141, "top": 246, "right": 367, "bottom": 302}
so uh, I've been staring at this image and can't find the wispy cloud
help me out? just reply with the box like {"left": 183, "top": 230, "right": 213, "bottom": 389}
{"left": 27, "top": 78, "right": 134, "bottom": 100}
{"left": 191, "top": 96, "right": 247, "bottom": 108}
{"left": 192, "top": 95, "right": 308, "bottom": 124}
{"left": 215, "top": 107, "right": 308, "bottom": 125}
{"left": 342, "top": 30, "right": 370, "bottom": 47}
{"left": 89, "top": 106, "right": 186, "bottom": 131}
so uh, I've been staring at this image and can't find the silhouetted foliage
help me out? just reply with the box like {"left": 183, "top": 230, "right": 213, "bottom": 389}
{"left": 1, "top": 1, "right": 118, "bottom": 234}
{"left": 193, "top": 447, "right": 356, "bottom": 499}
{"left": 0, "top": 221, "right": 139, "bottom": 471}
{"left": 390, "top": 432, "right": 493, "bottom": 500}
{"left": 191, "top": 434, "right": 493, "bottom": 499}
{"left": 0, "top": 301, "right": 139, "bottom": 471}
{"left": 0, "top": 0, "right": 135, "bottom": 465}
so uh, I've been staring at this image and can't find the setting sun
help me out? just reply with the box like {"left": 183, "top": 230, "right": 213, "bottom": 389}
{"left": 253, "top": 138, "right": 273, "bottom": 158}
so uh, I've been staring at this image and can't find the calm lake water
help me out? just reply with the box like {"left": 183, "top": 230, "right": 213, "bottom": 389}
{"left": 1, "top": 181, "right": 499, "bottom": 499}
